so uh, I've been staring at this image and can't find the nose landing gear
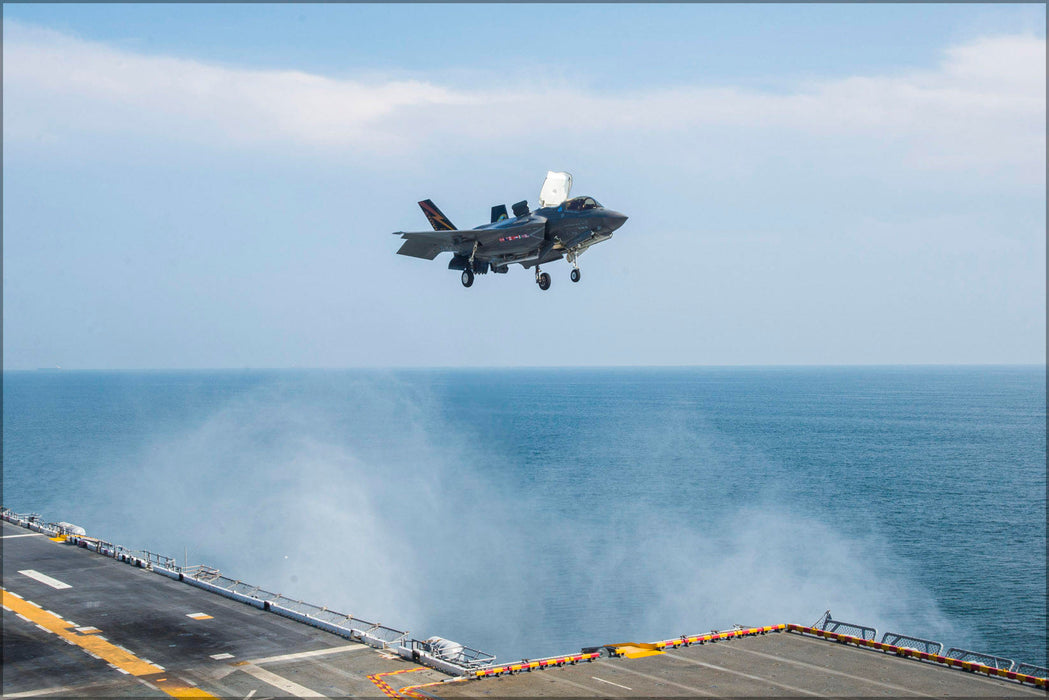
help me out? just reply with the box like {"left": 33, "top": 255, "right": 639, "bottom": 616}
{"left": 567, "top": 251, "right": 582, "bottom": 283}
{"left": 461, "top": 268, "right": 474, "bottom": 287}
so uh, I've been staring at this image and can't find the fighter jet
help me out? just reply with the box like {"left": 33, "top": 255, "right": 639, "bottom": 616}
{"left": 392, "top": 172, "right": 627, "bottom": 290}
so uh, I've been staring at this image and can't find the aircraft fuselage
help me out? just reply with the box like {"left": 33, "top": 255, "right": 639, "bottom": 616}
{"left": 467, "top": 200, "right": 628, "bottom": 270}
{"left": 392, "top": 172, "right": 627, "bottom": 290}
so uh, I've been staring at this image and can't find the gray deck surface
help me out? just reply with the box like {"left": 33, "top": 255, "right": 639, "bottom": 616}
{"left": 1, "top": 519, "right": 449, "bottom": 697}
{"left": 432, "top": 634, "right": 1047, "bottom": 698}
{"left": 3, "top": 518, "right": 1043, "bottom": 698}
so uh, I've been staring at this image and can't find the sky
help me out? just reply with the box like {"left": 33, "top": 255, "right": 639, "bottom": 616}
{"left": 3, "top": 4, "right": 1045, "bottom": 369}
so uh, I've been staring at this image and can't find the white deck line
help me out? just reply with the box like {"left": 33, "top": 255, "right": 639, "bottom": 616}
{"left": 663, "top": 653, "right": 823, "bottom": 696}
{"left": 247, "top": 644, "right": 367, "bottom": 665}
{"left": 18, "top": 570, "right": 72, "bottom": 590}
{"left": 725, "top": 642, "right": 925, "bottom": 695}
{"left": 2, "top": 687, "right": 73, "bottom": 698}
{"left": 593, "top": 659, "right": 718, "bottom": 697}
{"left": 240, "top": 664, "right": 326, "bottom": 697}
{"left": 590, "top": 676, "right": 632, "bottom": 690}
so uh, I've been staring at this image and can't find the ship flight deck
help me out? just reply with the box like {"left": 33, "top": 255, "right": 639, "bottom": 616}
{"left": 2, "top": 516, "right": 1045, "bottom": 698}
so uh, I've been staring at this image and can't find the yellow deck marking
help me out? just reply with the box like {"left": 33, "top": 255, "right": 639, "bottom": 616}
{"left": 400, "top": 677, "right": 467, "bottom": 699}
{"left": 3, "top": 589, "right": 162, "bottom": 675}
{"left": 186, "top": 612, "right": 213, "bottom": 620}
{"left": 148, "top": 676, "right": 217, "bottom": 698}
{"left": 611, "top": 643, "right": 665, "bottom": 659}
{"left": 368, "top": 668, "right": 428, "bottom": 699}
{"left": 2, "top": 589, "right": 217, "bottom": 698}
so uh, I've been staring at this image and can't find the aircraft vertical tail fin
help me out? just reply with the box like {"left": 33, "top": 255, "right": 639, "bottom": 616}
{"left": 418, "top": 199, "right": 456, "bottom": 231}
{"left": 491, "top": 204, "right": 509, "bottom": 223}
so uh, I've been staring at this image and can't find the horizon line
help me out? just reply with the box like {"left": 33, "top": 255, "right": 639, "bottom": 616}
{"left": 4, "top": 362, "right": 1046, "bottom": 373}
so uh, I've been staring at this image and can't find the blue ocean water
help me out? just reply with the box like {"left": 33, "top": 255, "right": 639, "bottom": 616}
{"left": 3, "top": 367, "right": 1045, "bottom": 666}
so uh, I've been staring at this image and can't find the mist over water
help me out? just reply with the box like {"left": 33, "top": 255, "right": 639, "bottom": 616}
{"left": 3, "top": 368, "right": 1044, "bottom": 665}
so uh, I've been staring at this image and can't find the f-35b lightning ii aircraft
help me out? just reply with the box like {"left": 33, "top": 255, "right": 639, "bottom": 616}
{"left": 392, "top": 172, "right": 627, "bottom": 290}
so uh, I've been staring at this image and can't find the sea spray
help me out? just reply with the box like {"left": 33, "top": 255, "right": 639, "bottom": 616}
{"left": 66, "top": 371, "right": 980, "bottom": 661}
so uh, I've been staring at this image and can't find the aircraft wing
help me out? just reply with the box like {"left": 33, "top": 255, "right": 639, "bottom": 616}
{"left": 394, "top": 220, "right": 546, "bottom": 260}
{"left": 394, "top": 231, "right": 456, "bottom": 260}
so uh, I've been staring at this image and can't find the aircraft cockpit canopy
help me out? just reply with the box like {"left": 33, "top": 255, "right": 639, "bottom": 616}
{"left": 564, "top": 197, "right": 601, "bottom": 211}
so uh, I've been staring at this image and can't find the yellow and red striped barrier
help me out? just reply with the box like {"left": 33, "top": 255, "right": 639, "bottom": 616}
{"left": 787, "top": 625, "right": 1047, "bottom": 689}
{"left": 465, "top": 622, "right": 1045, "bottom": 691}
{"left": 625, "top": 624, "right": 788, "bottom": 653}
{"left": 473, "top": 651, "right": 601, "bottom": 678}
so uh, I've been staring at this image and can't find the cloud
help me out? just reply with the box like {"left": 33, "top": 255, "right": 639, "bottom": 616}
{"left": 3, "top": 22, "right": 473, "bottom": 151}
{"left": 3, "top": 20, "right": 1044, "bottom": 179}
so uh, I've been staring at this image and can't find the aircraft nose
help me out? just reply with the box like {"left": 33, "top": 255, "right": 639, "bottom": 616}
{"left": 604, "top": 210, "right": 628, "bottom": 231}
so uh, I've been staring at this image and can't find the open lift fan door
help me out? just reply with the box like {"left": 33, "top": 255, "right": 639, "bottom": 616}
{"left": 539, "top": 171, "right": 573, "bottom": 208}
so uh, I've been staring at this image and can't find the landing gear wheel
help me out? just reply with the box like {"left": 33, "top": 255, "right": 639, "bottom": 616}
{"left": 461, "top": 268, "right": 474, "bottom": 288}
{"left": 538, "top": 272, "right": 551, "bottom": 291}
{"left": 570, "top": 268, "right": 581, "bottom": 283}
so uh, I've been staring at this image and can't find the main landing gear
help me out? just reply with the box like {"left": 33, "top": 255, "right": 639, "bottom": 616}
{"left": 461, "top": 241, "right": 478, "bottom": 288}
{"left": 535, "top": 267, "right": 551, "bottom": 291}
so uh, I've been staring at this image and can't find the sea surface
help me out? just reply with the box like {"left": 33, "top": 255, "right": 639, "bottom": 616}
{"left": 3, "top": 366, "right": 1045, "bottom": 666}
